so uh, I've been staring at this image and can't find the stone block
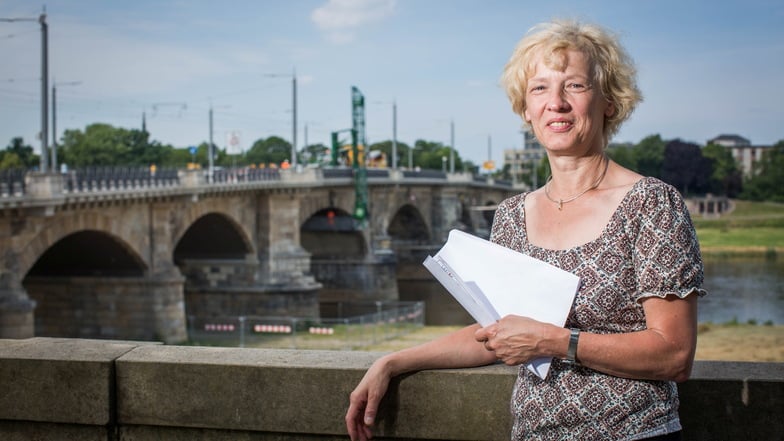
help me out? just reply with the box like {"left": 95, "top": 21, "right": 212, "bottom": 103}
{"left": 116, "top": 345, "right": 517, "bottom": 440}
{"left": 0, "top": 337, "right": 156, "bottom": 425}
{"left": 0, "top": 420, "right": 108, "bottom": 441}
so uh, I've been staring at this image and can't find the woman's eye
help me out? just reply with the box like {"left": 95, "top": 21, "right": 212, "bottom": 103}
{"left": 530, "top": 85, "right": 546, "bottom": 93}
{"left": 566, "top": 83, "right": 587, "bottom": 92}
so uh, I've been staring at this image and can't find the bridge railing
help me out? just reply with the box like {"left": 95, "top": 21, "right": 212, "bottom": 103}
{"left": 211, "top": 167, "right": 280, "bottom": 183}
{"left": 63, "top": 166, "right": 180, "bottom": 193}
{"left": 0, "top": 166, "right": 513, "bottom": 202}
{"left": 0, "top": 168, "right": 25, "bottom": 197}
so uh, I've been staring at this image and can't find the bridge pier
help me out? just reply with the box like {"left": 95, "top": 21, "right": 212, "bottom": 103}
{"left": 0, "top": 291, "right": 35, "bottom": 339}
{"left": 179, "top": 256, "right": 321, "bottom": 319}
{"left": 0, "top": 264, "right": 36, "bottom": 339}
{"left": 23, "top": 270, "right": 188, "bottom": 343}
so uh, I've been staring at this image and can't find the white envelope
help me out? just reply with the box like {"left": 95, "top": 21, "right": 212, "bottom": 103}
{"left": 423, "top": 229, "right": 580, "bottom": 379}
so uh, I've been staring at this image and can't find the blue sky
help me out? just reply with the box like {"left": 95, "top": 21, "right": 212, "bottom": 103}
{"left": 1, "top": 0, "right": 783, "bottom": 167}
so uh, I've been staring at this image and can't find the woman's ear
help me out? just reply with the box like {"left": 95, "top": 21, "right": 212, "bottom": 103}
{"left": 605, "top": 101, "right": 615, "bottom": 117}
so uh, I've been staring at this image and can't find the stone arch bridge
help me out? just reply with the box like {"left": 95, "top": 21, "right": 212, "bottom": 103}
{"left": 0, "top": 167, "right": 516, "bottom": 342}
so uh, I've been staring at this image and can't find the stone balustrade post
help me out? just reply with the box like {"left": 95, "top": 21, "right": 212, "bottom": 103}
{"left": 24, "top": 172, "right": 64, "bottom": 200}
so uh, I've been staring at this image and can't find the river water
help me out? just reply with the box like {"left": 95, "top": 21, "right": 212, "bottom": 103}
{"left": 400, "top": 257, "right": 784, "bottom": 326}
{"left": 700, "top": 257, "right": 784, "bottom": 324}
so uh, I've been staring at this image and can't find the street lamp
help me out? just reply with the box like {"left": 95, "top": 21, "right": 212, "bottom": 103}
{"left": 1, "top": 9, "right": 48, "bottom": 172}
{"left": 449, "top": 119, "right": 455, "bottom": 174}
{"left": 208, "top": 103, "right": 231, "bottom": 182}
{"left": 371, "top": 100, "right": 398, "bottom": 169}
{"left": 262, "top": 69, "right": 297, "bottom": 168}
{"left": 51, "top": 80, "right": 81, "bottom": 171}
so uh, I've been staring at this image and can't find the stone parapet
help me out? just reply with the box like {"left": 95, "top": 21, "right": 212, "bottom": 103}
{"left": 1, "top": 338, "right": 782, "bottom": 441}
{"left": 0, "top": 338, "right": 158, "bottom": 425}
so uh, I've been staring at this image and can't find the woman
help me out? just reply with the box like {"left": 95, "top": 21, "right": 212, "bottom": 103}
{"left": 346, "top": 20, "right": 705, "bottom": 441}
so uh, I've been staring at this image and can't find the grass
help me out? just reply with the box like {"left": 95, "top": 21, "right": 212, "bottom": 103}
{"left": 693, "top": 200, "right": 784, "bottom": 256}
{"left": 359, "top": 324, "right": 784, "bottom": 362}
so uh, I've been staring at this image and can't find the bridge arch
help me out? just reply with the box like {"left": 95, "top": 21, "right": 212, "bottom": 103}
{"left": 300, "top": 207, "right": 366, "bottom": 258}
{"left": 388, "top": 203, "right": 430, "bottom": 244}
{"left": 22, "top": 229, "right": 158, "bottom": 340}
{"left": 26, "top": 230, "right": 147, "bottom": 277}
{"left": 170, "top": 201, "right": 255, "bottom": 258}
{"left": 18, "top": 211, "right": 150, "bottom": 279}
{"left": 174, "top": 212, "right": 253, "bottom": 262}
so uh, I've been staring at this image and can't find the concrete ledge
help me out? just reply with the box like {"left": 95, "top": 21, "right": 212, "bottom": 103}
{"left": 0, "top": 338, "right": 156, "bottom": 425}
{"left": 1, "top": 338, "right": 782, "bottom": 440}
{"left": 116, "top": 345, "right": 516, "bottom": 440}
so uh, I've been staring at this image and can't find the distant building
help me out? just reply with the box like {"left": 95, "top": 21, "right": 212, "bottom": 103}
{"left": 503, "top": 130, "right": 545, "bottom": 188}
{"left": 708, "top": 134, "right": 770, "bottom": 177}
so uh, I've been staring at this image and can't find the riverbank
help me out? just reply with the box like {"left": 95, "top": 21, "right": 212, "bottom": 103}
{"left": 694, "top": 200, "right": 784, "bottom": 258}
{"left": 359, "top": 324, "right": 784, "bottom": 362}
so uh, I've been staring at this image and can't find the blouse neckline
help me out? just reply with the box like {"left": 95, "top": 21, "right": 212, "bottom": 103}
{"left": 521, "top": 177, "right": 651, "bottom": 254}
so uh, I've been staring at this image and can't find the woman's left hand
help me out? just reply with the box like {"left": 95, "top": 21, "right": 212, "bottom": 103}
{"left": 474, "top": 315, "right": 557, "bottom": 366}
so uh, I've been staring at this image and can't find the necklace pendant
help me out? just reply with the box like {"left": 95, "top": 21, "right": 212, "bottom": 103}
{"left": 558, "top": 200, "right": 563, "bottom": 211}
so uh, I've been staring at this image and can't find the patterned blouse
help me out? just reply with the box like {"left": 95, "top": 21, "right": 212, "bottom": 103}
{"left": 489, "top": 177, "right": 706, "bottom": 441}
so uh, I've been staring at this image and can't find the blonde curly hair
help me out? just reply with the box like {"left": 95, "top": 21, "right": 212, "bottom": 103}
{"left": 501, "top": 20, "right": 642, "bottom": 146}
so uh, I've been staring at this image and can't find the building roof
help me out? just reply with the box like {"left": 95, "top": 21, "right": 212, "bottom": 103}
{"left": 708, "top": 134, "right": 751, "bottom": 146}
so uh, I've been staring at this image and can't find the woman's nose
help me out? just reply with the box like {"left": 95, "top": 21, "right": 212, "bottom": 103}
{"left": 546, "top": 87, "right": 570, "bottom": 111}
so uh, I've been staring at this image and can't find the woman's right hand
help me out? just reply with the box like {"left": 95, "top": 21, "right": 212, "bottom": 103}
{"left": 345, "top": 357, "right": 393, "bottom": 441}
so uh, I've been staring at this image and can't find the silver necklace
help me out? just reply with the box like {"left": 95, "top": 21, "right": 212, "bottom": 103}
{"left": 544, "top": 157, "right": 609, "bottom": 211}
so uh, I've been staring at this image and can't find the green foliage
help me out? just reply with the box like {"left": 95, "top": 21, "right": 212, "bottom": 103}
{"left": 702, "top": 143, "right": 742, "bottom": 197}
{"left": 408, "top": 139, "right": 463, "bottom": 171}
{"left": 661, "top": 139, "right": 712, "bottom": 195}
{"left": 301, "top": 143, "right": 331, "bottom": 165}
{"left": 606, "top": 144, "right": 636, "bottom": 170}
{"left": 246, "top": 136, "right": 292, "bottom": 166}
{"left": 631, "top": 134, "right": 665, "bottom": 178}
{"left": 368, "top": 140, "right": 412, "bottom": 168}
{"left": 58, "top": 123, "right": 175, "bottom": 167}
{"left": 1, "top": 137, "right": 39, "bottom": 169}
{"left": 740, "top": 141, "right": 784, "bottom": 202}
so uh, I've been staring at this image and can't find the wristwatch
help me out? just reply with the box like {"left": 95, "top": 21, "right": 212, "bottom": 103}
{"left": 565, "top": 328, "right": 580, "bottom": 363}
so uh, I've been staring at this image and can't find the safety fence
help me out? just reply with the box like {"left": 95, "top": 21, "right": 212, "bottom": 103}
{"left": 186, "top": 301, "right": 425, "bottom": 350}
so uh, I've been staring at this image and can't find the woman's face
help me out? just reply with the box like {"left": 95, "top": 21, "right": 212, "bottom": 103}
{"left": 523, "top": 49, "right": 613, "bottom": 155}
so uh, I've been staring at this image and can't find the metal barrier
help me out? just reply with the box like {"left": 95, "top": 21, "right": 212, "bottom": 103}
{"left": 186, "top": 301, "right": 425, "bottom": 350}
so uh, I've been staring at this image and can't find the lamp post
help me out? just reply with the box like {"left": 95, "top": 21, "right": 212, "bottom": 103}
{"left": 208, "top": 103, "right": 231, "bottom": 182}
{"left": 51, "top": 80, "right": 81, "bottom": 171}
{"left": 1, "top": 9, "right": 48, "bottom": 172}
{"left": 371, "top": 100, "right": 398, "bottom": 169}
{"left": 449, "top": 119, "right": 455, "bottom": 174}
{"left": 263, "top": 69, "right": 297, "bottom": 168}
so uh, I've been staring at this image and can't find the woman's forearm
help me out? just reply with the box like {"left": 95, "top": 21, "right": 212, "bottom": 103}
{"left": 381, "top": 324, "right": 498, "bottom": 377}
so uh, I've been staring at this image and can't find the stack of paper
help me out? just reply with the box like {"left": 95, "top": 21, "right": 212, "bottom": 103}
{"left": 423, "top": 229, "right": 580, "bottom": 379}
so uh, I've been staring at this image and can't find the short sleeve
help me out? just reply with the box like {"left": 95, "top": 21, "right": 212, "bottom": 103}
{"left": 632, "top": 182, "right": 708, "bottom": 301}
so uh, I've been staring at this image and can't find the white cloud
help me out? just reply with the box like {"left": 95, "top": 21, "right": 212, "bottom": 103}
{"left": 311, "top": 0, "right": 396, "bottom": 43}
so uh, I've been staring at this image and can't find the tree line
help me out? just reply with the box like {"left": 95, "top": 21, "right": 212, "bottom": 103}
{"left": 500, "top": 134, "right": 784, "bottom": 202}
{"left": 2, "top": 124, "right": 783, "bottom": 202}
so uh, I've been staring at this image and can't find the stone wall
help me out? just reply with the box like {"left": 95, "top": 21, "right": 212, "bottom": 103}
{"left": 1, "top": 338, "right": 782, "bottom": 441}
{"left": 24, "top": 275, "right": 187, "bottom": 342}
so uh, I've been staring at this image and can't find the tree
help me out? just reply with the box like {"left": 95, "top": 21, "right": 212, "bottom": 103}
{"left": 1, "top": 137, "right": 39, "bottom": 169}
{"left": 631, "top": 134, "right": 665, "bottom": 178}
{"left": 410, "top": 139, "right": 464, "bottom": 171}
{"left": 58, "top": 123, "right": 175, "bottom": 167}
{"left": 606, "top": 143, "right": 636, "bottom": 171}
{"left": 367, "top": 140, "right": 412, "bottom": 169}
{"left": 740, "top": 141, "right": 784, "bottom": 202}
{"left": 301, "top": 143, "right": 331, "bottom": 165}
{"left": 661, "top": 139, "right": 712, "bottom": 195}
{"left": 702, "top": 143, "right": 742, "bottom": 197}
{"left": 246, "top": 136, "right": 292, "bottom": 167}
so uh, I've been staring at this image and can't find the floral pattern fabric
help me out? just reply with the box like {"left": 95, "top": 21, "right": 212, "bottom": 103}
{"left": 489, "top": 177, "right": 706, "bottom": 440}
